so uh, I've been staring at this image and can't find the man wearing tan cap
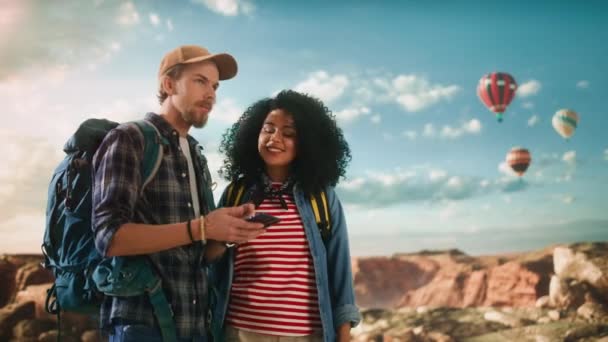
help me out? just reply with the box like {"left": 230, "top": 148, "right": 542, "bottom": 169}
{"left": 92, "top": 45, "right": 266, "bottom": 341}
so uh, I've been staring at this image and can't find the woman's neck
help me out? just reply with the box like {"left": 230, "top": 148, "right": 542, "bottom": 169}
{"left": 264, "top": 167, "right": 289, "bottom": 183}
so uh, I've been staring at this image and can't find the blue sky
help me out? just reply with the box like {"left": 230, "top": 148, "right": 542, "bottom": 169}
{"left": 1, "top": 0, "right": 607, "bottom": 255}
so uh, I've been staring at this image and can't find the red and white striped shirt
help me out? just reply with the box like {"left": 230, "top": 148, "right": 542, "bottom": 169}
{"left": 225, "top": 186, "right": 321, "bottom": 336}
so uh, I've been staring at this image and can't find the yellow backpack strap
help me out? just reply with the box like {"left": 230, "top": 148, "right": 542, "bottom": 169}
{"left": 310, "top": 189, "right": 331, "bottom": 241}
{"left": 225, "top": 182, "right": 236, "bottom": 205}
{"left": 225, "top": 178, "right": 247, "bottom": 207}
{"left": 233, "top": 183, "right": 246, "bottom": 206}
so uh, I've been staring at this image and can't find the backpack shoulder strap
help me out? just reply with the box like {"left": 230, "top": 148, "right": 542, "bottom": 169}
{"left": 225, "top": 178, "right": 248, "bottom": 207}
{"left": 310, "top": 189, "right": 332, "bottom": 241}
{"left": 310, "top": 190, "right": 331, "bottom": 241}
{"left": 132, "top": 120, "right": 166, "bottom": 192}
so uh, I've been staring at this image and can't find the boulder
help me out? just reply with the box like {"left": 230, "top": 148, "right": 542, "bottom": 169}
{"left": 576, "top": 302, "right": 607, "bottom": 322}
{"left": 0, "top": 301, "right": 36, "bottom": 341}
{"left": 15, "top": 262, "right": 54, "bottom": 291}
{"left": 548, "top": 275, "right": 587, "bottom": 309}
{"left": 13, "top": 319, "right": 56, "bottom": 340}
{"left": 15, "top": 284, "right": 55, "bottom": 320}
{"left": 82, "top": 329, "right": 104, "bottom": 342}
{"left": 0, "top": 258, "right": 17, "bottom": 307}
{"left": 482, "top": 310, "right": 525, "bottom": 328}
{"left": 38, "top": 330, "right": 80, "bottom": 342}
{"left": 553, "top": 243, "right": 608, "bottom": 301}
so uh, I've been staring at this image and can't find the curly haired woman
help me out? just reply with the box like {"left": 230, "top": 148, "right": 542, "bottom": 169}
{"left": 208, "top": 90, "right": 360, "bottom": 342}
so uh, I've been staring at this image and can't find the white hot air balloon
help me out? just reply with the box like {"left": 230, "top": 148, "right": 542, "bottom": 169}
{"left": 552, "top": 109, "right": 579, "bottom": 140}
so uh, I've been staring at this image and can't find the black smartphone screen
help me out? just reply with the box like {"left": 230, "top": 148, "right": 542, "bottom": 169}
{"left": 246, "top": 213, "right": 281, "bottom": 228}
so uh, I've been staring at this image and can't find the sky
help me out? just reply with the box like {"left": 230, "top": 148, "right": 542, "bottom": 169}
{"left": 1, "top": 0, "right": 607, "bottom": 256}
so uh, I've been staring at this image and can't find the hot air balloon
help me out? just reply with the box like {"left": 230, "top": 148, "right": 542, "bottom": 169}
{"left": 552, "top": 109, "right": 579, "bottom": 140}
{"left": 506, "top": 147, "right": 531, "bottom": 177}
{"left": 477, "top": 72, "right": 517, "bottom": 122}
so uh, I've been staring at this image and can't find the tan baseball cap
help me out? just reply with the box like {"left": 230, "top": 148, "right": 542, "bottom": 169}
{"left": 158, "top": 45, "right": 238, "bottom": 80}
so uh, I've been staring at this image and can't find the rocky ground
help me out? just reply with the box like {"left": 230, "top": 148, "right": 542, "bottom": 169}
{"left": 1, "top": 242, "right": 606, "bottom": 341}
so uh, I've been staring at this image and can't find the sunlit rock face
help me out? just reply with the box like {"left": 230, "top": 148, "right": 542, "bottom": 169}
{"left": 351, "top": 243, "right": 608, "bottom": 341}
{"left": 353, "top": 248, "right": 553, "bottom": 309}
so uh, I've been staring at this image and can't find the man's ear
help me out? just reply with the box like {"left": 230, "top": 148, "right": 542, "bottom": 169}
{"left": 160, "top": 75, "right": 175, "bottom": 96}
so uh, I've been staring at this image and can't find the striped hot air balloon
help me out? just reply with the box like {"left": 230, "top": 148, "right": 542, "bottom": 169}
{"left": 552, "top": 109, "right": 579, "bottom": 140}
{"left": 506, "top": 147, "right": 531, "bottom": 177}
{"left": 477, "top": 72, "right": 518, "bottom": 122}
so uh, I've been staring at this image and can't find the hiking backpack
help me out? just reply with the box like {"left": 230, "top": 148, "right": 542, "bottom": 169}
{"left": 42, "top": 118, "right": 177, "bottom": 341}
{"left": 224, "top": 179, "right": 332, "bottom": 240}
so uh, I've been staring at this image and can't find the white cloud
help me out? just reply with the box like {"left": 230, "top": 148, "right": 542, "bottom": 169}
{"left": 167, "top": 19, "right": 174, "bottom": 31}
{"left": 149, "top": 13, "right": 160, "bottom": 26}
{"left": 439, "top": 201, "right": 458, "bottom": 221}
{"left": 211, "top": 98, "right": 244, "bottom": 124}
{"left": 117, "top": 2, "right": 140, "bottom": 26}
{"left": 334, "top": 106, "right": 370, "bottom": 123}
{"left": 0, "top": 213, "right": 46, "bottom": 254}
{"left": 402, "top": 130, "right": 417, "bottom": 141}
{"left": 604, "top": 148, "right": 608, "bottom": 161}
{"left": 429, "top": 169, "right": 447, "bottom": 182}
{"left": 340, "top": 178, "right": 366, "bottom": 191}
{"left": 382, "top": 133, "right": 394, "bottom": 141}
{"left": 0, "top": 131, "right": 64, "bottom": 233}
{"left": 562, "top": 150, "right": 576, "bottom": 165}
{"left": 439, "top": 119, "right": 481, "bottom": 139}
{"left": 498, "top": 161, "right": 517, "bottom": 177}
{"left": 522, "top": 102, "right": 534, "bottom": 109}
{"left": 528, "top": 115, "right": 540, "bottom": 127}
{"left": 336, "top": 167, "right": 525, "bottom": 208}
{"left": 576, "top": 80, "right": 589, "bottom": 89}
{"left": 562, "top": 195, "right": 575, "bottom": 204}
{"left": 411, "top": 119, "right": 481, "bottom": 140}
{"left": 367, "top": 170, "right": 416, "bottom": 187}
{"left": 193, "top": 0, "right": 255, "bottom": 16}
{"left": 423, "top": 123, "right": 436, "bottom": 137}
{"left": 294, "top": 71, "right": 349, "bottom": 103}
{"left": 389, "top": 75, "right": 460, "bottom": 112}
{"left": 517, "top": 80, "right": 541, "bottom": 97}
{"left": 370, "top": 114, "right": 381, "bottom": 124}
{"left": 1, "top": 2, "right": 133, "bottom": 79}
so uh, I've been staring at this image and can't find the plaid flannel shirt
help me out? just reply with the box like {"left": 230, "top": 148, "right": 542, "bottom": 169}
{"left": 92, "top": 113, "right": 213, "bottom": 338}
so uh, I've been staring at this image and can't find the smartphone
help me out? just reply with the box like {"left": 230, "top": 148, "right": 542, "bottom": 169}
{"left": 246, "top": 212, "right": 281, "bottom": 228}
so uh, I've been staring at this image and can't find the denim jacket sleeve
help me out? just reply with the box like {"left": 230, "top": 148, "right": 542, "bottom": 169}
{"left": 325, "top": 187, "right": 361, "bottom": 328}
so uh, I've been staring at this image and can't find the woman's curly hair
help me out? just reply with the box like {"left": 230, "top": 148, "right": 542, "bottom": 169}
{"left": 219, "top": 90, "right": 351, "bottom": 195}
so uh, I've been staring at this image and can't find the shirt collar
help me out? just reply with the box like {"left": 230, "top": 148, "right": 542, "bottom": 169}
{"left": 145, "top": 112, "right": 203, "bottom": 150}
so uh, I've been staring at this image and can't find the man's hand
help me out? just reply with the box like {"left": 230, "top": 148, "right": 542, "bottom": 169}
{"left": 204, "top": 203, "right": 265, "bottom": 244}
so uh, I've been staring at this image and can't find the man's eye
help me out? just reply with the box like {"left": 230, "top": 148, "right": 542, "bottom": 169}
{"left": 263, "top": 126, "right": 274, "bottom": 133}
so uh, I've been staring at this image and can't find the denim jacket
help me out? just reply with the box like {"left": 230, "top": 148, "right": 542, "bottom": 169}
{"left": 209, "top": 183, "right": 361, "bottom": 341}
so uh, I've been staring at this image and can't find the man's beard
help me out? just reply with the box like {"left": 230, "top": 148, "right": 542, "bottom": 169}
{"left": 182, "top": 108, "right": 209, "bottom": 128}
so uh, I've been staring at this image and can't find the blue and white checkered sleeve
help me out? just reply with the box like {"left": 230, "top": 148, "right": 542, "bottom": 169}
{"left": 92, "top": 127, "right": 144, "bottom": 257}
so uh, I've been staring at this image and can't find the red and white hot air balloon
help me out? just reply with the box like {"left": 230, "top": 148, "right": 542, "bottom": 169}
{"left": 478, "top": 72, "right": 517, "bottom": 123}
{"left": 506, "top": 147, "right": 531, "bottom": 177}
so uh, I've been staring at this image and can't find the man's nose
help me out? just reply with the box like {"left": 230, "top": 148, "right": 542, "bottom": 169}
{"left": 208, "top": 89, "right": 216, "bottom": 101}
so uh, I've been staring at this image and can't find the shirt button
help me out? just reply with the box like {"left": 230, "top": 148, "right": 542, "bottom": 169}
{"left": 181, "top": 173, "right": 187, "bottom": 178}
{"left": 192, "top": 299, "right": 197, "bottom": 305}
{"left": 187, "top": 202, "right": 192, "bottom": 207}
